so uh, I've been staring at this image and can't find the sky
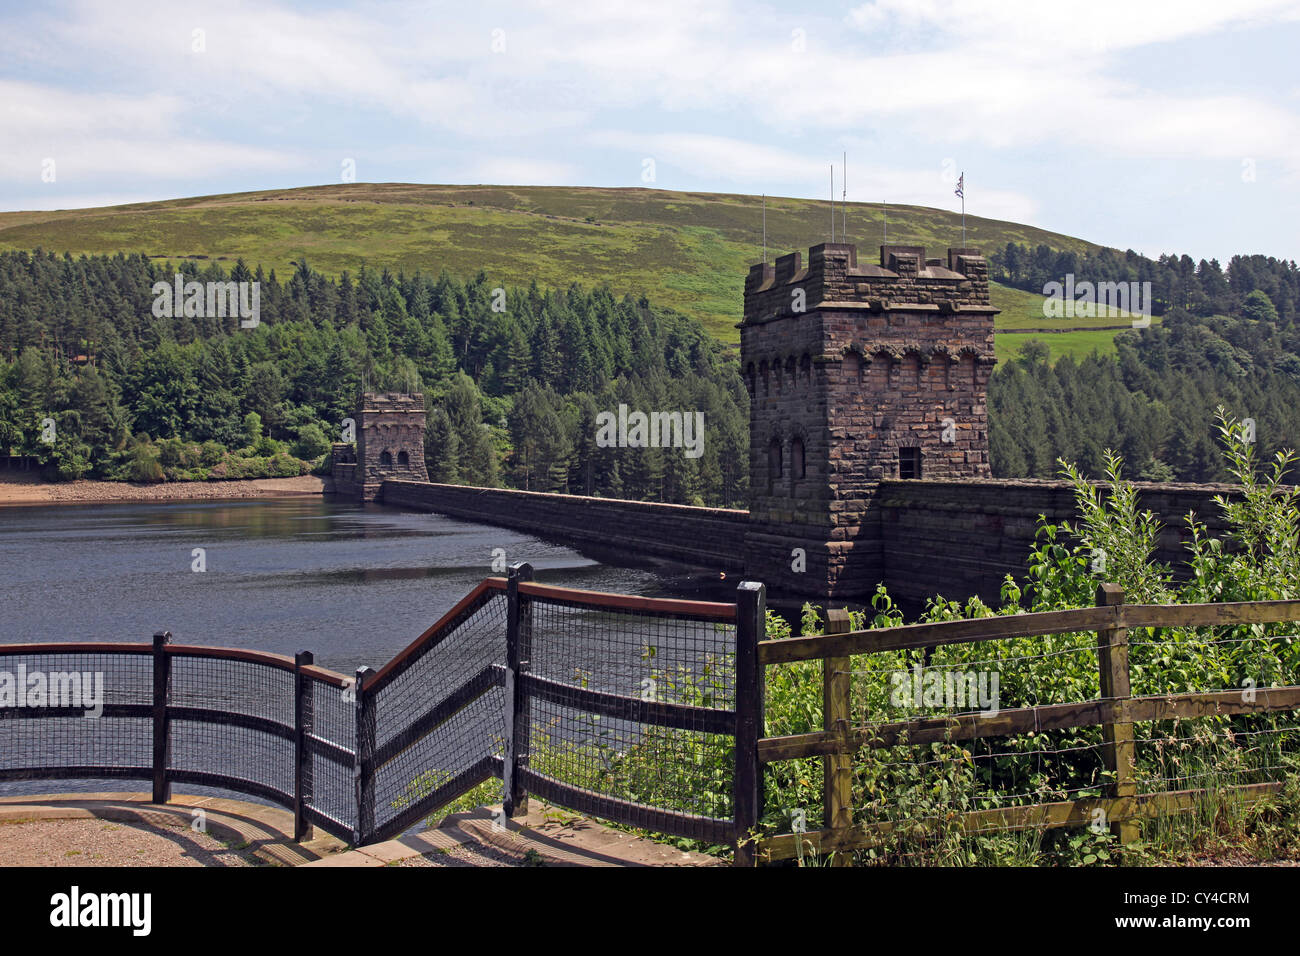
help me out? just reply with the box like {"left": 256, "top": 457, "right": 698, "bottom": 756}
{"left": 2, "top": 0, "right": 1300, "bottom": 263}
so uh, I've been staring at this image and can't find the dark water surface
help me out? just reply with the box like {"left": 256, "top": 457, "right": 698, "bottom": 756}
{"left": 0, "top": 496, "right": 696, "bottom": 677}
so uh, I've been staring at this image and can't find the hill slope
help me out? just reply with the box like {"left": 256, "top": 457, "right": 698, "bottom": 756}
{"left": 0, "top": 183, "right": 1110, "bottom": 342}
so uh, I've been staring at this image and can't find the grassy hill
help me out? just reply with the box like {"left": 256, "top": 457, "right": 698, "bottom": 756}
{"left": 0, "top": 183, "right": 1122, "bottom": 348}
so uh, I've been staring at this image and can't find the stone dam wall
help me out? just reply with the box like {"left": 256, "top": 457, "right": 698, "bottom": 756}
{"left": 375, "top": 477, "right": 1244, "bottom": 605}
{"left": 381, "top": 480, "right": 750, "bottom": 573}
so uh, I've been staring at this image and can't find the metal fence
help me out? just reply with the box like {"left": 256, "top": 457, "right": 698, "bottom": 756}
{"left": 0, "top": 564, "right": 758, "bottom": 852}
{"left": 0, "top": 638, "right": 355, "bottom": 842}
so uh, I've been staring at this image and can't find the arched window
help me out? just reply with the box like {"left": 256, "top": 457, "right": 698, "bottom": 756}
{"left": 791, "top": 436, "right": 805, "bottom": 480}
{"left": 380, "top": 450, "right": 393, "bottom": 467}
{"left": 843, "top": 352, "right": 862, "bottom": 387}
{"left": 397, "top": 450, "right": 410, "bottom": 467}
{"left": 767, "top": 438, "right": 783, "bottom": 491}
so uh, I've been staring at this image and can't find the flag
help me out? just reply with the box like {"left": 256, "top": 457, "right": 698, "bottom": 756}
{"left": 955, "top": 172, "right": 964, "bottom": 199}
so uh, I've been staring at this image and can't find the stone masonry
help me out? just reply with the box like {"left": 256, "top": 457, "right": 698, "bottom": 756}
{"left": 333, "top": 254, "right": 1250, "bottom": 610}
{"left": 741, "top": 243, "right": 997, "bottom": 598}
{"left": 335, "top": 392, "right": 429, "bottom": 502}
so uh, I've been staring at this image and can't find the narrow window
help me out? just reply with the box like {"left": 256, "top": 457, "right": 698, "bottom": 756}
{"left": 397, "top": 450, "right": 410, "bottom": 467}
{"left": 380, "top": 450, "right": 393, "bottom": 467}
{"left": 768, "top": 438, "right": 783, "bottom": 490}
{"left": 898, "top": 447, "right": 922, "bottom": 480}
{"left": 791, "top": 437, "right": 805, "bottom": 480}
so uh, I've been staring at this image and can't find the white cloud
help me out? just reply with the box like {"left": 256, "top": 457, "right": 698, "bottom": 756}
{"left": 0, "top": 81, "right": 302, "bottom": 181}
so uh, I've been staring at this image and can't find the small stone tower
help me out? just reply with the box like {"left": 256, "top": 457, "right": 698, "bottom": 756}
{"left": 355, "top": 392, "right": 429, "bottom": 501}
{"left": 741, "top": 243, "right": 997, "bottom": 597}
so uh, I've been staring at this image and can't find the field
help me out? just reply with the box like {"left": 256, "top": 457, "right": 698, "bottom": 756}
{"left": 0, "top": 183, "right": 1111, "bottom": 344}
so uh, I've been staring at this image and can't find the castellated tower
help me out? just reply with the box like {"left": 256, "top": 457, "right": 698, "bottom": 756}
{"left": 741, "top": 243, "right": 997, "bottom": 598}
{"left": 356, "top": 392, "right": 430, "bottom": 501}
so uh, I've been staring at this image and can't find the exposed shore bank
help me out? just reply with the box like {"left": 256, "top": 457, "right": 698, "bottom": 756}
{"left": 0, "top": 474, "right": 330, "bottom": 506}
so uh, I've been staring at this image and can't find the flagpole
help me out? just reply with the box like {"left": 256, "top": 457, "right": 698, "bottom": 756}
{"left": 955, "top": 171, "right": 966, "bottom": 246}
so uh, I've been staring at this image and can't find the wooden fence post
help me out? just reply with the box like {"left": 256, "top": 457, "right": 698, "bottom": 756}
{"left": 504, "top": 562, "right": 534, "bottom": 819}
{"left": 733, "top": 580, "right": 765, "bottom": 867}
{"left": 352, "top": 665, "right": 376, "bottom": 846}
{"left": 1096, "top": 583, "right": 1138, "bottom": 845}
{"left": 151, "top": 631, "right": 172, "bottom": 804}
{"left": 823, "top": 608, "right": 853, "bottom": 866}
{"left": 294, "top": 650, "right": 314, "bottom": 843}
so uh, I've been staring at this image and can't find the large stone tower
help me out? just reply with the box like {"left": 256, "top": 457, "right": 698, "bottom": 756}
{"left": 353, "top": 392, "right": 429, "bottom": 501}
{"left": 741, "top": 243, "right": 997, "bottom": 597}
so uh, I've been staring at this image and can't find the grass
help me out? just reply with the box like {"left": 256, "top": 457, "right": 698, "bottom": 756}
{"left": 0, "top": 182, "right": 1112, "bottom": 344}
{"left": 996, "top": 328, "right": 1128, "bottom": 364}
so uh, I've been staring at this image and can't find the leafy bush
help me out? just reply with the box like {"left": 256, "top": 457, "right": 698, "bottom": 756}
{"left": 754, "top": 406, "right": 1300, "bottom": 865}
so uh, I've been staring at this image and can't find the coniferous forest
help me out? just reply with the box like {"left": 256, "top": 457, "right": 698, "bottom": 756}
{"left": 2, "top": 245, "right": 1300, "bottom": 503}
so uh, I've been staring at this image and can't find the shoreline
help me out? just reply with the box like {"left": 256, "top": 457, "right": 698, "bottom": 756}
{"left": 0, "top": 475, "right": 332, "bottom": 507}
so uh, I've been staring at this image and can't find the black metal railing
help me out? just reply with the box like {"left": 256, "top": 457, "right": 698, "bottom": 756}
{"left": 0, "top": 567, "right": 764, "bottom": 852}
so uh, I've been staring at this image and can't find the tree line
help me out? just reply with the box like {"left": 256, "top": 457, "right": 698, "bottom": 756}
{"left": 4, "top": 243, "right": 1300, "bottom": 499}
{"left": 989, "top": 240, "right": 1299, "bottom": 323}
{"left": 0, "top": 249, "right": 748, "bottom": 505}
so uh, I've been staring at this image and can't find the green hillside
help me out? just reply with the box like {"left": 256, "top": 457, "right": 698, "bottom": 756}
{"left": 0, "top": 183, "right": 1110, "bottom": 343}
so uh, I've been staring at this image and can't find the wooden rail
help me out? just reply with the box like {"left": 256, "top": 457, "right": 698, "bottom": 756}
{"left": 747, "top": 585, "right": 1300, "bottom": 866}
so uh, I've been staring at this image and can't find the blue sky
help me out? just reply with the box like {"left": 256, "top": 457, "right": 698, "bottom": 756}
{"left": 3, "top": 0, "right": 1300, "bottom": 263}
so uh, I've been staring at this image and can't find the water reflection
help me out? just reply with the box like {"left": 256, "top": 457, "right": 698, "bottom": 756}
{"left": 0, "top": 497, "right": 707, "bottom": 676}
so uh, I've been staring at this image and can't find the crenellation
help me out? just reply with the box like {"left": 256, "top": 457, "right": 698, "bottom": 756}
{"left": 742, "top": 241, "right": 998, "bottom": 597}
{"left": 332, "top": 392, "right": 430, "bottom": 501}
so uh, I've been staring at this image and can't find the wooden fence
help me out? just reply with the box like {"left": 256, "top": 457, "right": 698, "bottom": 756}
{"left": 744, "top": 583, "right": 1300, "bottom": 865}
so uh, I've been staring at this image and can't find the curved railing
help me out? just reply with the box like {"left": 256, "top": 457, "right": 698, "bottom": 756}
{"left": 0, "top": 569, "right": 754, "bottom": 850}
{"left": 0, "top": 638, "right": 356, "bottom": 842}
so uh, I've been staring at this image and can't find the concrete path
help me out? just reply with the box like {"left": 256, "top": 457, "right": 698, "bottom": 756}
{"left": 303, "top": 803, "right": 725, "bottom": 868}
{"left": 0, "top": 792, "right": 347, "bottom": 866}
{"left": 0, "top": 793, "right": 723, "bottom": 867}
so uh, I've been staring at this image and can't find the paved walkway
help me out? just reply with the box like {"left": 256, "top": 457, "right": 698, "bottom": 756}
{"left": 304, "top": 803, "right": 725, "bottom": 867}
{"left": 0, "top": 792, "right": 346, "bottom": 866}
{"left": 0, "top": 793, "right": 724, "bottom": 867}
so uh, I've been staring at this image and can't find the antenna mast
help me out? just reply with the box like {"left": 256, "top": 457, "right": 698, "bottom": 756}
{"left": 842, "top": 152, "right": 847, "bottom": 242}
{"left": 762, "top": 193, "right": 766, "bottom": 263}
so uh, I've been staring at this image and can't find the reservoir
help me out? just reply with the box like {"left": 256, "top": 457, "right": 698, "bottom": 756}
{"left": 0, "top": 496, "right": 700, "bottom": 678}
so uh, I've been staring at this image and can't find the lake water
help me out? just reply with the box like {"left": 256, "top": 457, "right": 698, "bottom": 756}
{"left": 0, "top": 496, "right": 703, "bottom": 677}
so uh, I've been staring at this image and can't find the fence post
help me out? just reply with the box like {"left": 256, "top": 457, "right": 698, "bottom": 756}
{"left": 503, "top": 562, "right": 534, "bottom": 819}
{"left": 294, "top": 650, "right": 315, "bottom": 843}
{"left": 151, "top": 631, "right": 172, "bottom": 804}
{"left": 823, "top": 608, "right": 853, "bottom": 866}
{"left": 733, "top": 580, "right": 765, "bottom": 867}
{"left": 352, "top": 665, "right": 376, "bottom": 846}
{"left": 1096, "top": 583, "right": 1138, "bottom": 845}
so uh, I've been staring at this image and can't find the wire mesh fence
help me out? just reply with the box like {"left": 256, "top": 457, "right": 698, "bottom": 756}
{"left": 0, "top": 574, "right": 748, "bottom": 852}
{"left": 0, "top": 646, "right": 153, "bottom": 781}
{"left": 519, "top": 590, "right": 738, "bottom": 842}
{"left": 365, "top": 583, "right": 510, "bottom": 843}
{"left": 0, "top": 640, "right": 356, "bottom": 842}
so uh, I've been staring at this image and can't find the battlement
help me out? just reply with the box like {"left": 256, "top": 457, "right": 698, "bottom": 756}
{"left": 743, "top": 243, "right": 993, "bottom": 326}
{"left": 359, "top": 392, "right": 426, "bottom": 414}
